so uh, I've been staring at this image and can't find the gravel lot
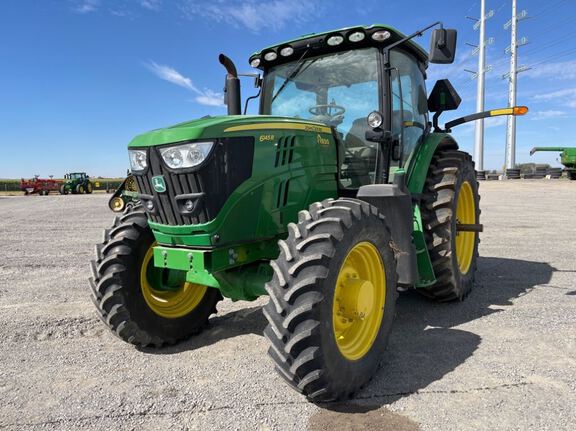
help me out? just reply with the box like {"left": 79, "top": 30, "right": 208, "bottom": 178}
{"left": 1, "top": 180, "right": 575, "bottom": 430}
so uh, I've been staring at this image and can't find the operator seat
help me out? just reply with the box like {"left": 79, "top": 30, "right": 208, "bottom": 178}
{"left": 342, "top": 118, "right": 377, "bottom": 187}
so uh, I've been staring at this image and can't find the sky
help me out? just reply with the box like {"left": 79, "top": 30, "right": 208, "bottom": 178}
{"left": 1, "top": 0, "right": 575, "bottom": 178}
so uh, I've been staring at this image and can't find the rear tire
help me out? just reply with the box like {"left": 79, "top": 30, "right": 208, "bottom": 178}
{"left": 263, "top": 198, "right": 397, "bottom": 402}
{"left": 59, "top": 185, "right": 68, "bottom": 195}
{"left": 420, "top": 149, "right": 480, "bottom": 301}
{"left": 89, "top": 210, "right": 222, "bottom": 347}
{"left": 568, "top": 171, "right": 576, "bottom": 181}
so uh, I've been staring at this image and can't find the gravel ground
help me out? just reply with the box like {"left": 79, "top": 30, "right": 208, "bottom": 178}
{"left": 0, "top": 180, "right": 575, "bottom": 430}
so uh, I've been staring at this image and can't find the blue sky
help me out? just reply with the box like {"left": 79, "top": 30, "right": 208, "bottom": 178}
{"left": 1, "top": 0, "right": 575, "bottom": 177}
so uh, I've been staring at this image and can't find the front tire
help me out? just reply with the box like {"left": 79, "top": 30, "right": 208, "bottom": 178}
{"left": 86, "top": 182, "right": 93, "bottom": 194}
{"left": 89, "top": 210, "right": 222, "bottom": 347}
{"left": 263, "top": 198, "right": 397, "bottom": 402}
{"left": 76, "top": 184, "right": 85, "bottom": 194}
{"left": 420, "top": 149, "right": 480, "bottom": 301}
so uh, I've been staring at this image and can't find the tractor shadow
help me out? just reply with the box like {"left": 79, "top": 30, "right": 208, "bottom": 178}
{"left": 143, "top": 256, "right": 555, "bottom": 414}
{"left": 315, "top": 255, "right": 555, "bottom": 414}
{"left": 140, "top": 305, "right": 267, "bottom": 354}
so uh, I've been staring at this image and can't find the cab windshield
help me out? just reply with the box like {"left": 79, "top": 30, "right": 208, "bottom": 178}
{"left": 261, "top": 48, "right": 381, "bottom": 187}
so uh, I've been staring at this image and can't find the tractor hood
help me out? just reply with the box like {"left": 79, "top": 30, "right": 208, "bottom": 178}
{"left": 128, "top": 115, "right": 332, "bottom": 148}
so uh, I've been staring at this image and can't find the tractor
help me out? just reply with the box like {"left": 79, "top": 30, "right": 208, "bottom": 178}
{"left": 530, "top": 147, "right": 576, "bottom": 180}
{"left": 89, "top": 23, "right": 527, "bottom": 401}
{"left": 60, "top": 172, "right": 93, "bottom": 194}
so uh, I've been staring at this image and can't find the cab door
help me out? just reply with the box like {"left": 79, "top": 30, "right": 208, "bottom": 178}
{"left": 389, "top": 49, "right": 429, "bottom": 170}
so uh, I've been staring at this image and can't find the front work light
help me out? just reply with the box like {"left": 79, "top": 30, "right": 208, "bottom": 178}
{"left": 128, "top": 149, "right": 147, "bottom": 172}
{"left": 159, "top": 142, "right": 215, "bottom": 169}
{"left": 264, "top": 51, "right": 277, "bottom": 61}
{"left": 280, "top": 46, "right": 294, "bottom": 57}
{"left": 372, "top": 31, "right": 391, "bottom": 42}
{"left": 250, "top": 58, "right": 261, "bottom": 68}
{"left": 348, "top": 31, "right": 366, "bottom": 42}
{"left": 327, "top": 35, "right": 344, "bottom": 46}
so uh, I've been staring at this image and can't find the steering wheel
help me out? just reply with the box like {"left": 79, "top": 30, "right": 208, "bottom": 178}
{"left": 309, "top": 104, "right": 346, "bottom": 118}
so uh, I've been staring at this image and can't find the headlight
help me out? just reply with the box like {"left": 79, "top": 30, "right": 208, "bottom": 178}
{"left": 128, "top": 149, "right": 147, "bottom": 172}
{"left": 159, "top": 142, "right": 214, "bottom": 169}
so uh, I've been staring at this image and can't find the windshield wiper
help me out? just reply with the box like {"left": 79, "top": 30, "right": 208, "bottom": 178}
{"left": 270, "top": 50, "right": 317, "bottom": 104}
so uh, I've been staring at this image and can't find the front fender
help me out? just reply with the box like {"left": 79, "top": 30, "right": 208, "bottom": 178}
{"left": 406, "top": 132, "right": 458, "bottom": 195}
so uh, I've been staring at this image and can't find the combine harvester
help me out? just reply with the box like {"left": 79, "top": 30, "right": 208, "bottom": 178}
{"left": 530, "top": 147, "right": 576, "bottom": 180}
{"left": 90, "top": 22, "right": 528, "bottom": 401}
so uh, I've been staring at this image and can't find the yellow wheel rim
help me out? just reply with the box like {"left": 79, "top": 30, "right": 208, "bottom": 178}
{"left": 111, "top": 197, "right": 125, "bottom": 211}
{"left": 455, "top": 181, "right": 476, "bottom": 274}
{"left": 332, "top": 241, "right": 386, "bottom": 361}
{"left": 140, "top": 244, "right": 208, "bottom": 319}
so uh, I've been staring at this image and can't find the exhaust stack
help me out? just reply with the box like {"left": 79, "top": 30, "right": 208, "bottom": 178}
{"left": 219, "top": 54, "right": 241, "bottom": 115}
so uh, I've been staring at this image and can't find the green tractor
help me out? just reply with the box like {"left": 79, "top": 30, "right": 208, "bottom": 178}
{"left": 60, "top": 172, "right": 93, "bottom": 194}
{"left": 90, "top": 23, "right": 527, "bottom": 401}
{"left": 530, "top": 147, "right": 576, "bottom": 180}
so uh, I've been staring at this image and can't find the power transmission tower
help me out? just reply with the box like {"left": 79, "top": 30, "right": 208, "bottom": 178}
{"left": 467, "top": 0, "right": 494, "bottom": 177}
{"left": 504, "top": 1, "right": 530, "bottom": 173}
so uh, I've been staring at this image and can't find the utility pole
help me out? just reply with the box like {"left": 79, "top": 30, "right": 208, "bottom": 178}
{"left": 468, "top": 0, "right": 494, "bottom": 178}
{"left": 504, "top": 1, "right": 529, "bottom": 175}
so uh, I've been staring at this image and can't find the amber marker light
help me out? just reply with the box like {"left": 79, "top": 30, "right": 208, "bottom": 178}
{"left": 513, "top": 106, "right": 529, "bottom": 115}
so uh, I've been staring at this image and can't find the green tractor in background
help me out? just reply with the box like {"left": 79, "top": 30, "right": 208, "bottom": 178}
{"left": 89, "top": 22, "right": 527, "bottom": 401}
{"left": 530, "top": 147, "right": 576, "bottom": 180}
{"left": 60, "top": 172, "right": 93, "bottom": 194}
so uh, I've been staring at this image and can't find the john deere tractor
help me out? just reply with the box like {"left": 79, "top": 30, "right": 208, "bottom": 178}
{"left": 89, "top": 23, "right": 527, "bottom": 401}
{"left": 60, "top": 172, "right": 93, "bottom": 194}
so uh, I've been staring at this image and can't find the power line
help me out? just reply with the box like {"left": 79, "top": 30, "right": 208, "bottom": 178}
{"left": 531, "top": 0, "right": 568, "bottom": 18}
{"left": 521, "top": 30, "right": 576, "bottom": 57}
{"left": 527, "top": 47, "right": 576, "bottom": 68}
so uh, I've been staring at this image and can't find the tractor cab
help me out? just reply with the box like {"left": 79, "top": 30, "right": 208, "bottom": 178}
{"left": 249, "top": 24, "right": 456, "bottom": 189}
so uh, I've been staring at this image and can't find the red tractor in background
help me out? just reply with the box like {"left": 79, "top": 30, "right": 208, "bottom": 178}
{"left": 20, "top": 176, "right": 62, "bottom": 195}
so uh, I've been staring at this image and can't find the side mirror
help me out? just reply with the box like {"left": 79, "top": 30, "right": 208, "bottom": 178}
{"left": 429, "top": 29, "right": 457, "bottom": 64}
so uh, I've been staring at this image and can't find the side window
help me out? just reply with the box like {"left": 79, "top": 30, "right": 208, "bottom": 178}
{"left": 390, "top": 50, "right": 428, "bottom": 167}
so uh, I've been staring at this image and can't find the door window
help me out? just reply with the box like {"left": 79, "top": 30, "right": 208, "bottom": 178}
{"left": 390, "top": 50, "right": 428, "bottom": 167}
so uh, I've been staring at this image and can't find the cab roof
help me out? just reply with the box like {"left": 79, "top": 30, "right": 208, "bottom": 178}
{"left": 249, "top": 24, "right": 429, "bottom": 69}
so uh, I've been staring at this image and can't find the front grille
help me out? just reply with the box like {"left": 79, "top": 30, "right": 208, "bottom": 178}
{"left": 134, "top": 137, "right": 254, "bottom": 226}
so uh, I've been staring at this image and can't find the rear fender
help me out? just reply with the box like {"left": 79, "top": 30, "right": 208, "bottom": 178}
{"left": 405, "top": 133, "right": 460, "bottom": 287}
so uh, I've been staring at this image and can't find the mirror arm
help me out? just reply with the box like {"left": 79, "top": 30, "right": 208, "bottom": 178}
{"left": 432, "top": 110, "right": 444, "bottom": 132}
{"left": 243, "top": 89, "right": 262, "bottom": 115}
{"left": 384, "top": 21, "right": 443, "bottom": 65}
